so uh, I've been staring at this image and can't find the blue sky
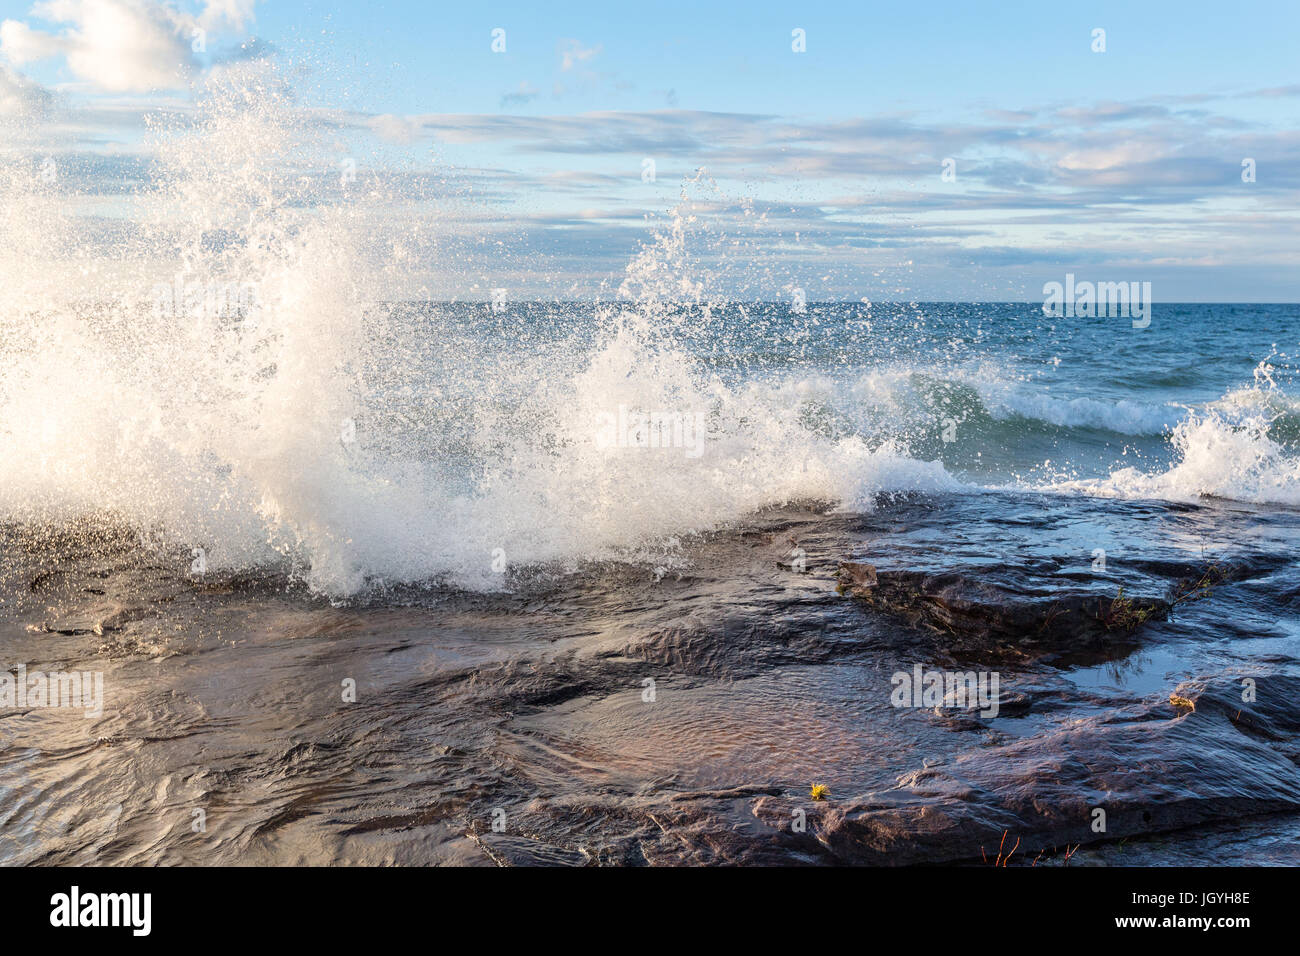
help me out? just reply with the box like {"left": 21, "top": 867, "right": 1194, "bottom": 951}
{"left": 270, "top": 1, "right": 1300, "bottom": 121}
{"left": 1, "top": 0, "right": 1298, "bottom": 299}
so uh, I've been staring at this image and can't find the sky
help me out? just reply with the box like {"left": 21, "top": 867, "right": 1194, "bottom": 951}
{"left": 1, "top": 0, "right": 1298, "bottom": 300}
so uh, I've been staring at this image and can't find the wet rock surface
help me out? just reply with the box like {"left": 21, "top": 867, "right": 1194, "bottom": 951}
{"left": 1, "top": 492, "right": 1298, "bottom": 865}
{"left": 835, "top": 561, "right": 1171, "bottom": 664}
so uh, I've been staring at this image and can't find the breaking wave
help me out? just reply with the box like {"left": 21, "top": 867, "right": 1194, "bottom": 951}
{"left": 1041, "top": 363, "right": 1300, "bottom": 507}
{"left": 0, "top": 61, "right": 961, "bottom": 596}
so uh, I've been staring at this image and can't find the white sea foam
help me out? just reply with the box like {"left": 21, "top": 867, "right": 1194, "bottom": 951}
{"left": 0, "top": 61, "right": 961, "bottom": 596}
{"left": 1041, "top": 402, "right": 1300, "bottom": 507}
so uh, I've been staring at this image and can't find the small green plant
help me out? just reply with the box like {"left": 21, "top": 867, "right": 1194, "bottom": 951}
{"left": 1168, "top": 561, "right": 1228, "bottom": 609}
{"left": 1100, "top": 587, "right": 1154, "bottom": 632}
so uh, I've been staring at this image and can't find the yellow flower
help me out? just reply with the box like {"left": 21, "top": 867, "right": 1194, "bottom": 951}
{"left": 810, "top": 783, "right": 829, "bottom": 801}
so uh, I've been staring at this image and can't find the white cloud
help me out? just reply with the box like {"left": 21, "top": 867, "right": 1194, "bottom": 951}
{"left": 370, "top": 112, "right": 422, "bottom": 144}
{"left": 198, "top": 0, "right": 255, "bottom": 31}
{"left": 0, "top": 0, "right": 257, "bottom": 93}
{"left": 558, "top": 39, "right": 600, "bottom": 72}
{"left": 0, "top": 63, "right": 54, "bottom": 118}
